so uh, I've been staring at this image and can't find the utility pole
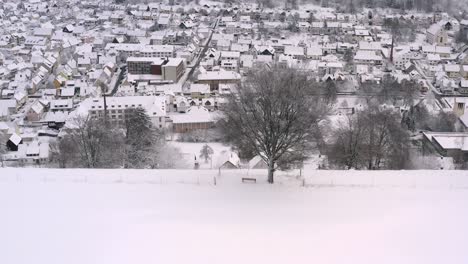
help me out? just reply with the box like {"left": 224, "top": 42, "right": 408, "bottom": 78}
{"left": 390, "top": 36, "right": 395, "bottom": 63}
{"left": 100, "top": 83, "right": 108, "bottom": 125}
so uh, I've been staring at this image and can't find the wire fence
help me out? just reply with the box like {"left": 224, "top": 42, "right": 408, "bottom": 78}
{"left": 1, "top": 168, "right": 467, "bottom": 189}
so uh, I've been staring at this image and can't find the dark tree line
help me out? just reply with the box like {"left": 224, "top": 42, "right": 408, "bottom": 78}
{"left": 383, "top": 17, "right": 417, "bottom": 43}
{"left": 316, "top": 0, "right": 462, "bottom": 14}
{"left": 358, "top": 75, "right": 420, "bottom": 107}
{"left": 456, "top": 28, "right": 468, "bottom": 45}
{"left": 402, "top": 103, "right": 460, "bottom": 133}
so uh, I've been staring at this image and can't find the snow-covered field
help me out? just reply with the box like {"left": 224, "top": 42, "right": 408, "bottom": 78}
{"left": 1, "top": 169, "right": 468, "bottom": 264}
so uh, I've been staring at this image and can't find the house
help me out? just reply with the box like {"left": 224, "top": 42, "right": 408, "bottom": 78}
{"left": 426, "top": 54, "right": 441, "bottom": 66}
{"left": 426, "top": 23, "right": 448, "bottom": 46}
{"left": 248, "top": 155, "right": 268, "bottom": 169}
{"left": 254, "top": 45, "right": 275, "bottom": 57}
{"left": 0, "top": 122, "right": 10, "bottom": 134}
{"left": 170, "top": 106, "right": 214, "bottom": 133}
{"left": 220, "top": 51, "right": 241, "bottom": 62}
{"left": 310, "top": 22, "right": 325, "bottom": 35}
{"left": 422, "top": 132, "right": 468, "bottom": 162}
{"left": 41, "top": 111, "right": 69, "bottom": 129}
{"left": 284, "top": 46, "right": 305, "bottom": 60}
{"left": 461, "top": 20, "right": 468, "bottom": 37}
{"left": 188, "top": 84, "right": 211, "bottom": 99}
{"left": 297, "top": 22, "right": 311, "bottom": 32}
{"left": 50, "top": 99, "right": 73, "bottom": 112}
{"left": 172, "top": 96, "right": 189, "bottom": 113}
{"left": 14, "top": 92, "right": 27, "bottom": 109}
{"left": 0, "top": 99, "right": 16, "bottom": 119}
{"left": 196, "top": 70, "right": 241, "bottom": 91}
{"left": 220, "top": 60, "right": 238, "bottom": 71}
{"left": 318, "top": 61, "right": 344, "bottom": 76}
{"left": 15, "top": 141, "right": 50, "bottom": 165}
{"left": 216, "top": 150, "right": 240, "bottom": 169}
{"left": 26, "top": 101, "right": 45, "bottom": 122}
{"left": 84, "top": 96, "right": 166, "bottom": 128}
{"left": 7, "top": 133, "right": 22, "bottom": 151}
{"left": 461, "top": 65, "right": 468, "bottom": 79}
{"left": 354, "top": 29, "right": 370, "bottom": 41}
{"left": 460, "top": 80, "right": 468, "bottom": 94}
{"left": 127, "top": 57, "right": 186, "bottom": 83}
{"left": 354, "top": 50, "right": 383, "bottom": 65}
{"left": 445, "top": 64, "right": 461, "bottom": 79}
{"left": 452, "top": 98, "right": 468, "bottom": 117}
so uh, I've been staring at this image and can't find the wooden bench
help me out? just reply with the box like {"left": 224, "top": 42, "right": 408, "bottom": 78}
{"left": 242, "top": 177, "right": 256, "bottom": 183}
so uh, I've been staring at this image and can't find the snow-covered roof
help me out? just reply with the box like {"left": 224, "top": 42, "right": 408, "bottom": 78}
{"left": 354, "top": 50, "right": 382, "bottom": 61}
{"left": 8, "top": 133, "right": 22, "bottom": 145}
{"left": 445, "top": 64, "right": 460, "bottom": 73}
{"left": 424, "top": 132, "right": 468, "bottom": 151}
{"left": 0, "top": 99, "right": 16, "bottom": 116}
{"left": 427, "top": 23, "right": 443, "bottom": 36}
{"left": 197, "top": 71, "right": 241, "bottom": 81}
{"left": 171, "top": 106, "right": 213, "bottom": 124}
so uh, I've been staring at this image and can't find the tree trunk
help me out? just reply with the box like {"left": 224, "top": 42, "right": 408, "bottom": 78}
{"left": 268, "top": 160, "right": 275, "bottom": 184}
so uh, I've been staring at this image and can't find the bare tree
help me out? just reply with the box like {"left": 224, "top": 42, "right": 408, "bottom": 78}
{"left": 221, "top": 66, "right": 329, "bottom": 183}
{"left": 54, "top": 108, "right": 164, "bottom": 169}
{"left": 65, "top": 116, "right": 124, "bottom": 168}
{"left": 328, "top": 113, "right": 367, "bottom": 169}
{"left": 328, "top": 105, "right": 410, "bottom": 170}
{"left": 319, "top": 80, "right": 338, "bottom": 105}
{"left": 431, "top": 111, "right": 459, "bottom": 132}
{"left": 50, "top": 136, "right": 79, "bottom": 168}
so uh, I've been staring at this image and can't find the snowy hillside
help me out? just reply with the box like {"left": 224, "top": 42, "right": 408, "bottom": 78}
{"left": 0, "top": 169, "right": 468, "bottom": 264}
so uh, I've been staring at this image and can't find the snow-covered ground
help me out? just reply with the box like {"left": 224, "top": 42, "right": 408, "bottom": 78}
{"left": 169, "top": 141, "right": 232, "bottom": 169}
{"left": 1, "top": 169, "right": 468, "bottom": 264}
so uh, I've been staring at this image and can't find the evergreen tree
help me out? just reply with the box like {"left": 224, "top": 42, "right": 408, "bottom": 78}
{"left": 199, "top": 144, "right": 214, "bottom": 163}
{"left": 124, "top": 107, "right": 160, "bottom": 168}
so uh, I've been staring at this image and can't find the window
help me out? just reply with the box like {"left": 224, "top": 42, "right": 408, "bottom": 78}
{"left": 458, "top": 103, "right": 465, "bottom": 110}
